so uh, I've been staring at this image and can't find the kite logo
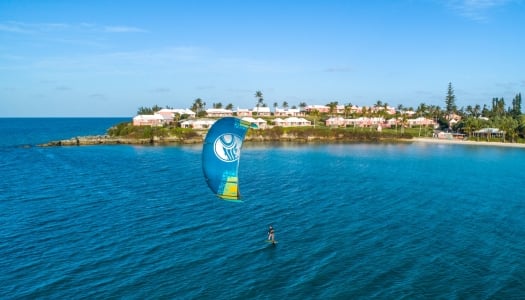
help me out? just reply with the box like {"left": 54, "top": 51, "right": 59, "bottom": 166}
{"left": 214, "top": 133, "right": 242, "bottom": 162}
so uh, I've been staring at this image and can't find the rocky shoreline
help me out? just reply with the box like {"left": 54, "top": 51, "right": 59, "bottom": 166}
{"left": 38, "top": 135, "right": 205, "bottom": 146}
{"left": 38, "top": 133, "right": 409, "bottom": 147}
{"left": 38, "top": 134, "right": 525, "bottom": 148}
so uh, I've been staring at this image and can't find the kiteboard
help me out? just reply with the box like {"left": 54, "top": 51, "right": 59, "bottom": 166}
{"left": 265, "top": 240, "right": 278, "bottom": 244}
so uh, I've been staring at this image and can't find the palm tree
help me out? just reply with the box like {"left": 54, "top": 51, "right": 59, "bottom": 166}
{"left": 191, "top": 98, "right": 206, "bottom": 116}
{"left": 417, "top": 103, "right": 428, "bottom": 137}
{"left": 255, "top": 90, "right": 264, "bottom": 115}
{"left": 473, "top": 104, "right": 481, "bottom": 117}
{"left": 395, "top": 104, "right": 405, "bottom": 133}
{"left": 344, "top": 103, "right": 353, "bottom": 118}
{"left": 299, "top": 102, "right": 307, "bottom": 110}
{"left": 326, "top": 101, "right": 338, "bottom": 117}
{"left": 498, "top": 116, "right": 519, "bottom": 142}
{"left": 310, "top": 109, "right": 319, "bottom": 128}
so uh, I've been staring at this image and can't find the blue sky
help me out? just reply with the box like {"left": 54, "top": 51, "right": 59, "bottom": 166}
{"left": 1, "top": 0, "right": 524, "bottom": 117}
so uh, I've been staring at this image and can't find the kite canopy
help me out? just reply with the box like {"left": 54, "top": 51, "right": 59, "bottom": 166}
{"left": 202, "top": 117, "right": 253, "bottom": 201}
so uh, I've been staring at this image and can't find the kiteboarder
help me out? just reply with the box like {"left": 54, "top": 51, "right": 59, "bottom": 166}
{"left": 267, "top": 225, "right": 275, "bottom": 244}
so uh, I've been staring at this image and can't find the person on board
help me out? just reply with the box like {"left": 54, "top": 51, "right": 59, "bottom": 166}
{"left": 267, "top": 225, "right": 275, "bottom": 244}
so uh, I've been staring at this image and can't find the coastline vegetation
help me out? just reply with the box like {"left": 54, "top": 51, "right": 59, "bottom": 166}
{"left": 37, "top": 83, "right": 522, "bottom": 146}
{"left": 107, "top": 120, "right": 415, "bottom": 142}
{"left": 107, "top": 121, "right": 201, "bottom": 140}
{"left": 106, "top": 83, "right": 524, "bottom": 144}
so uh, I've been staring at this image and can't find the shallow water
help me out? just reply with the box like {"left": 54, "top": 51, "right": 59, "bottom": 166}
{"left": 1, "top": 118, "right": 525, "bottom": 299}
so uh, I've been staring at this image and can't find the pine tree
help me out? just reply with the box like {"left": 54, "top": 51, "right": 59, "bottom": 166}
{"left": 445, "top": 82, "right": 457, "bottom": 114}
{"left": 511, "top": 93, "right": 522, "bottom": 118}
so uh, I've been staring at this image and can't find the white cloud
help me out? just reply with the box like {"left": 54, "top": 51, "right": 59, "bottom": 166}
{"left": 0, "top": 21, "right": 147, "bottom": 34}
{"left": 0, "top": 22, "right": 33, "bottom": 33}
{"left": 445, "top": 0, "right": 514, "bottom": 21}
{"left": 324, "top": 66, "right": 353, "bottom": 73}
{"left": 104, "top": 26, "right": 148, "bottom": 33}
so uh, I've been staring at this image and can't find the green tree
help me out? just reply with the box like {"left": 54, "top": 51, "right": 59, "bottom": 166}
{"left": 137, "top": 105, "right": 162, "bottom": 115}
{"left": 255, "top": 90, "right": 264, "bottom": 106}
{"left": 310, "top": 109, "right": 320, "bottom": 128}
{"left": 491, "top": 97, "right": 506, "bottom": 117}
{"left": 395, "top": 104, "right": 405, "bottom": 133}
{"left": 445, "top": 82, "right": 457, "bottom": 114}
{"left": 496, "top": 116, "right": 519, "bottom": 142}
{"left": 137, "top": 106, "right": 153, "bottom": 115}
{"left": 254, "top": 90, "right": 264, "bottom": 115}
{"left": 517, "top": 115, "right": 525, "bottom": 138}
{"left": 326, "top": 101, "right": 338, "bottom": 117}
{"left": 299, "top": 102, "right": 307, "bottom": 110}
{"left": 510, "top": 93, "right": 522, "bottom": 118}
{"left": 344, "top": 103, "right": 353, "bottom": 118}
{"left": 191, "top": 98, "right": 206, "bottom": 117}
{"left": 416, "top": 102, "right": 429, "bottom": 136}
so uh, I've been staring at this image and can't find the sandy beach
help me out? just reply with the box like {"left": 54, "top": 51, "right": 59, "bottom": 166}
{"left": 412, "top": 137, "right": 525, "bottom": 149}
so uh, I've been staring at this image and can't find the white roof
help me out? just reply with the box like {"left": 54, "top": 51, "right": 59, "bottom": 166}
{"left": 133, "top": 114, "right": 164, "bottom": 120}
{"left": 242, "top": 117, "right": 267, "bottom": 124}
{"left": 241, "top": 117, "right": 257, "bottom": 123}
{"left": 252, "top": 106, "right": 271, "bottom": 112}
{"left": 181, "top": 119, "right": 216, "bottom": 125}
{"left": 275, "top": 108, "right": 300, "bottom": 112}
{"left": 206, "top": 108, "right": 233, "bottom": 113}
{"left": 157, "top": 108, "right": 195, "bottom": 115}
{"left": 284, "top": 117, "right": 309, "bottom": 122}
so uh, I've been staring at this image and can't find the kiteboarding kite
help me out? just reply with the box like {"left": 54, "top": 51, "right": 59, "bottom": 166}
{"left": 202, "top": 117, "right": 254, "bottom": 201}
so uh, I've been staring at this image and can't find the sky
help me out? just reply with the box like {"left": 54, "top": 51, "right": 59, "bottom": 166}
{"left": 1, "top": 0, "right": 524, "bottom": 117}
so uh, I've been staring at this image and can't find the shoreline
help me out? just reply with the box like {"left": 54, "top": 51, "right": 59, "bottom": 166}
{"left": 37, "top": 135, "right": 525, "bottom": 149}
{"left": 411, "top": 137, "right": 525, "bottom": 149}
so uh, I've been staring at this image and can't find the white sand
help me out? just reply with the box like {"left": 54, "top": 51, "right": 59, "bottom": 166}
{"left": 411, "top": 137, "right": 525, "bottom": 149}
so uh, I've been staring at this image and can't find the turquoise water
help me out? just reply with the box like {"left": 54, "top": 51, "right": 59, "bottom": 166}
{"left": 1, "top": 118, "right": 525, "bottom": 299}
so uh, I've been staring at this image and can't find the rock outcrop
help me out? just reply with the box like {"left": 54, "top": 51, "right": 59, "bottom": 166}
{"left": 38, "top": 135, "right": 204, "bottom": 147}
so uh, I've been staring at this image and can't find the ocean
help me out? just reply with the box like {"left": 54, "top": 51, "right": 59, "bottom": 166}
{"left": 1, "top": 118, "right": 525, "bottom": 299}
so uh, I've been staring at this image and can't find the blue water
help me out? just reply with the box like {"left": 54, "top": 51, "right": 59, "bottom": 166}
{"left": 1, "top": 118, "right": 525, "bottom": 299}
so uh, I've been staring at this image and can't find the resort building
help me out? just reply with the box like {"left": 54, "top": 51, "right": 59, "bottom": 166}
{"left": 241, "top": 117, "right": 268, "bottom": 129}
{"left": 133, "top": 108, "right": 196, "bottom": 127}
{"left": 180, "top": 118, "right": 216, "bottom": 129}
{"left": 304, "top": 105, "right": 330, "bottom": 113}
{"left": 273, "top": 117, "right": 311, "bottom": 127}
{"left": 407, "top": 117, "right": 436, "bottom": 127}
{"left": 156, "top": 108, "right": 196, "bottom": 119}
{"left": 325, "top": 117, "right": 385, "bottom": 128}
{"left": 205, "top": 108, "right": 233, "bottom": 117}
{"left": 252, "top": 106, "right": 271, "bottom": 117}
{"left": 274, "top": 108, "right": 304, "bottom": 117}
{"left": 132, "top": 114, "right": 166, "bottom": 126}
{"left": 473, "top": 128, "right": 505, "bottom": 139}
{"left": 235, "top": 108, "right": 252, "bottom": 117}
{"left": 325, "top": 117, "right": 352, "bottom": 127}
